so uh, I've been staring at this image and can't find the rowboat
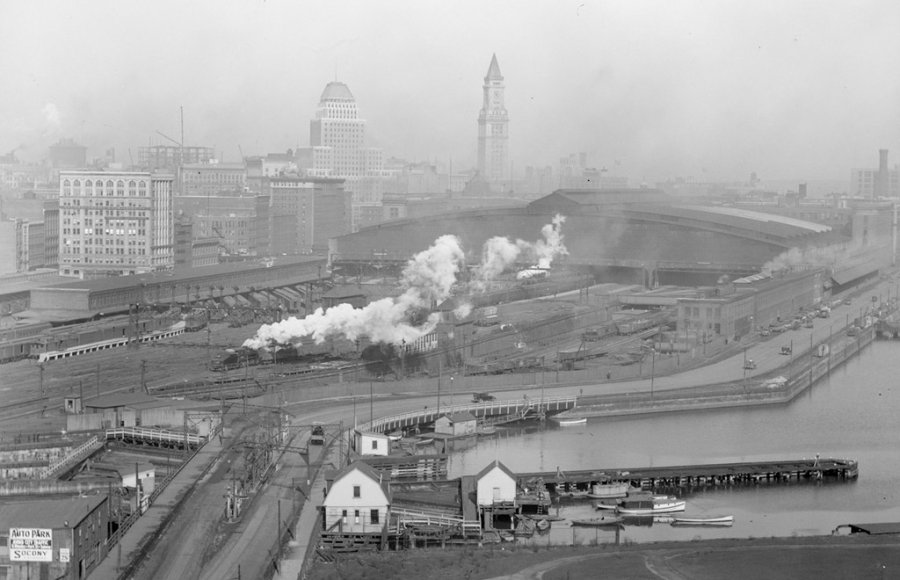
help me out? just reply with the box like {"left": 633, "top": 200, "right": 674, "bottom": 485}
{"left": 571, "top": 515, "right": 624, "bottom": 527}
{"left": 671, "top": 515, "right": 734, "bottom": 526}
{"left": 555, "top": 417, "right": 587, "bottom": 426}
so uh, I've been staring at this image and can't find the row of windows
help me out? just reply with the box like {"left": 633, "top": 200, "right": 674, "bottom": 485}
{"left": 340, "top": 508, "right": 380, "bottom": 524}
{"left": 63, "top": 247, "right": 147, "bottom": 255}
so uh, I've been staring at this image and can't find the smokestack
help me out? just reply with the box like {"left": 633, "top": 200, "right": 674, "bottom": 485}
{"left": 876, "top": 149, "right": 889, "bottom": 198}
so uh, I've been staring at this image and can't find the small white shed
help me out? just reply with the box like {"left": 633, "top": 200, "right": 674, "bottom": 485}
{"left": 475, "top": 460, "right": 517, "bottom": 506}
{"left": 352, "top": 430, "right": 390, "bottom": 456}
{"left": 323, "top": 461, "right": 391, "bottom": 533}
{"left": 434, "top": 412, "right": 477, "bottom": 437}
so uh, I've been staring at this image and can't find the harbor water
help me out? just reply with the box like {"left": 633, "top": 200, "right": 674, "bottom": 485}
{"left": 446, "top": 340, "right": 900, "bottom": 544}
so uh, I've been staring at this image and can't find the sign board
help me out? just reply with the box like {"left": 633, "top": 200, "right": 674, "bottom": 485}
{"left": 60, "top": 548, "right": 70, "bottom": 563}
{"left": 9, "top": 527, "right": 53, "bottom": 562}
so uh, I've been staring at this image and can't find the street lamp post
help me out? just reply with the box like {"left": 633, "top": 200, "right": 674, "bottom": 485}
{"left": 650, "top": 348, "right": 656, "bottom": 398}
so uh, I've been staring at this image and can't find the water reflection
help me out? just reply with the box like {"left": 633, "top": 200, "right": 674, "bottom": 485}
{"left": 446, "top": 341, "right": 900, "bottom": 541}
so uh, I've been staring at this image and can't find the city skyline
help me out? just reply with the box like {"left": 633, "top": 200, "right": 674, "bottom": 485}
{"left": 3, "top": 0, "right": 900, "bottom": 183}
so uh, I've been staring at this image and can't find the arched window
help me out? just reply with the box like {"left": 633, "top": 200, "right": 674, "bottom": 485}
{"left": 116, "top": 180, "right": 125, "bottom": 196}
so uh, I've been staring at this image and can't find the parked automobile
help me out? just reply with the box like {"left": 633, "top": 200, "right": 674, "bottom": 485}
{"left": 743, "top": 359, "right": 757, "bottom": 370}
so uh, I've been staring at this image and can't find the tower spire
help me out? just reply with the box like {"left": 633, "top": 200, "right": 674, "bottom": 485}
{"left": 485, "top": 53, "right": 502, "bottom": 81}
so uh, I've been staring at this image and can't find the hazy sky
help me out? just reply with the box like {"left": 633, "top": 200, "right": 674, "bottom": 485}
{"left": 3, "top": 0, "right": 900, "bottom": 183}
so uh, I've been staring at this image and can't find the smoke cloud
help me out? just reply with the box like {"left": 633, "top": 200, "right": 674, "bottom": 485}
{"left": 243, "top": 216, "right": 567, "bottom": 349}
{"left": 243, "top": 234, "right": 465, "bottom": 349}
{"left": 761, "top": 244, "right": 850, "bottom": 275}
{"left": 473, "top": 213, "right": 567, "bottom": 286}
{"left": 41, "top": 103, "right": 61, "bottom": 135}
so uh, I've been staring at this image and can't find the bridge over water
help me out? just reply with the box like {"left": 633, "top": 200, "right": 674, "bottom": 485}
{"left": 360, "top": 396, "right": 577, "bottom": 433}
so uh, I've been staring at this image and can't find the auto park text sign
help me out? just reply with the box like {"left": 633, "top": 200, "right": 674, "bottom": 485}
{"left": 9, "top": 528, "right": 53, "bottom": 562}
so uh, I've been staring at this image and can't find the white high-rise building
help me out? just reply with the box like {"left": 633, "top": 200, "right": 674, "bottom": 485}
{"left": 477, "top": 54, "right": 510, "bottom": 187}
{"left": 307, "top": 81, "right": 385, "bottom": 230}
{"left": 58, "top": 171, "right": 174, "bottom": 278}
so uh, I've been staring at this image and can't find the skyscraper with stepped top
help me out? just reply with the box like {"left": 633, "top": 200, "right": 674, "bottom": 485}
{"left": 477, "top": 54, "right": 510, "bottom": 187}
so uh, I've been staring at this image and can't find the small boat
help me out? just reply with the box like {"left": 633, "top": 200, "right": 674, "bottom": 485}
{"left": 525, "top": 514, "right": 565, "bottom": 522}
{"left": 616, "top": 494, "right": 686, "bottom": 515}
{"left": 559, "top": 488, "right": 591, "bottom": 499}
{"left": 555, "top": 417, "right": 587, "bottom": 426}
{"left": 587, "top": 481, "right": 629, "bottom": 499}
{"left": 499, "top": 531, "right": 516, "bottom": 542}
{"left": 571, "top": 515, "right": 624, "bottom": 527}
{"left": 594, "top": 500, "right": 619, "bottom": 510}
{"left": 671, "top": 515, "right": 734, "bottom": 526}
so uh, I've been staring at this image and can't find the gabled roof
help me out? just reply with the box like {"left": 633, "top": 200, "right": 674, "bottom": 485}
{"left": 441, "top": 412, "right": 476, "bottom": 423}
{"left": 475, "top": 459, "right": 516, "bottom": 482}
{"left": 330, "top": 460, "right": 391, "bottom": 500}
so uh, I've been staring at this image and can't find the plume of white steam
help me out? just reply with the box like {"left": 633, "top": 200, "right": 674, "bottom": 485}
{"left": 243, "top": 234, "right": 465, "bottom": 349}
{"left": 533, "top": 214, "right": 567, "bottom": 268}
{"left": 243, "top": 215, "right": 568, "bottom": 349}
{"left": 453, "top": 302, "right": 473, "bottom": 319}
{"left": 761, "top": 244, "right": 845, "bottom": 275}
{"left": 42, "top": 103, "right": 61, "bottom": 134}
{"left": 473, "top": 213, "right": 568, "bottom": 286}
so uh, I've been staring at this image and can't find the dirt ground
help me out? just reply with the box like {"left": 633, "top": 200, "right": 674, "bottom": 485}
{"left": 308, "top": 535, "right": 900, "bottom": 580}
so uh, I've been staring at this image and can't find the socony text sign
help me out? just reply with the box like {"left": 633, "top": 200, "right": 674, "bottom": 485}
{"left": 9, "top": 528, "right": 53, "bottom": 562}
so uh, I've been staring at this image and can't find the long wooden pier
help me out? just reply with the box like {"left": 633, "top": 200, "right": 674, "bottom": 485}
{"left": 517, "top": 457, "right": 859, "bottom": 493}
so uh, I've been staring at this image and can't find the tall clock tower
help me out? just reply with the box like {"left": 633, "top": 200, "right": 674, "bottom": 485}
{"left": 477, "top": 54, "right": 509, "bottom": 186}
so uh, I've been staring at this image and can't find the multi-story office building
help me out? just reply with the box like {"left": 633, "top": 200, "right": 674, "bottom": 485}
{"left": 58, "top": 171, "right": 174, "bottom": 278}
{"left": 303, "top": 81, "right": 385, "bottom": 230}
{"left": 137, "top": 145, "right": 215, "bottom": 172}
{"left": 13, "top": 219, "right": 46, "bottom": 272}
{"left": 180, "top": 162, "right": 247, "bottom": 197}
{"left": 174, "top": 194, "right": 270, "bottom": 257}
{"left": 477, "top": 54, "right": 510, "bottom": 188}
{"left": 263, "top": 176, "right": 350, "bottom": 254}
{"left": 48, "top": 138, "right": 87, "bottom": 169}
{"left": 850, "top": 149, "right": 900, "bottom": 198}
{"left": 43, "top": 199, "right": 59, "bottom": 268}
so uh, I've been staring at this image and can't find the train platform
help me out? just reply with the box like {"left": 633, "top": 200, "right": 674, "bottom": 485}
{"left": 89, "top": 431, "right": 225, "bottom": 579}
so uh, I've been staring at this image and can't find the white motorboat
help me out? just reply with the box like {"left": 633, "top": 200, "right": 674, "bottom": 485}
{"left": 616, "top": 494, "right": 686, "bottom": 515}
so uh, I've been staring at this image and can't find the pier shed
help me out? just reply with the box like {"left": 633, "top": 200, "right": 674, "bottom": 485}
{"left": 323, "top": 461, "right": 391, "bottom": 539}
{"left": 475, "top": 460, "right": 518, "bottom": 530}
{"left": 352, "top": 430, "right": 390, "bottom": 457}
{"left": 435, "top": 412, "right": 477, "bottom": 437}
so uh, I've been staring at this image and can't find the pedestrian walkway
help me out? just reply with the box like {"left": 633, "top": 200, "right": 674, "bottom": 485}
{"left": 90, "top": 432, "right": 225, "bottom": 579}
{"left": 273, "top": 441, "right": 340, "bottom": 580}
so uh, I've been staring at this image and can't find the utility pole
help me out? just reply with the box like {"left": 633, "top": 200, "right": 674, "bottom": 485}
{"left": 38, "top": 363, "right": 44, "bottom": 398}
{"left": 140, "top": 360, "right": 147, "bottom": 394}
{"left": 96, "top": 363, "right": 100, "bottom": 397}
